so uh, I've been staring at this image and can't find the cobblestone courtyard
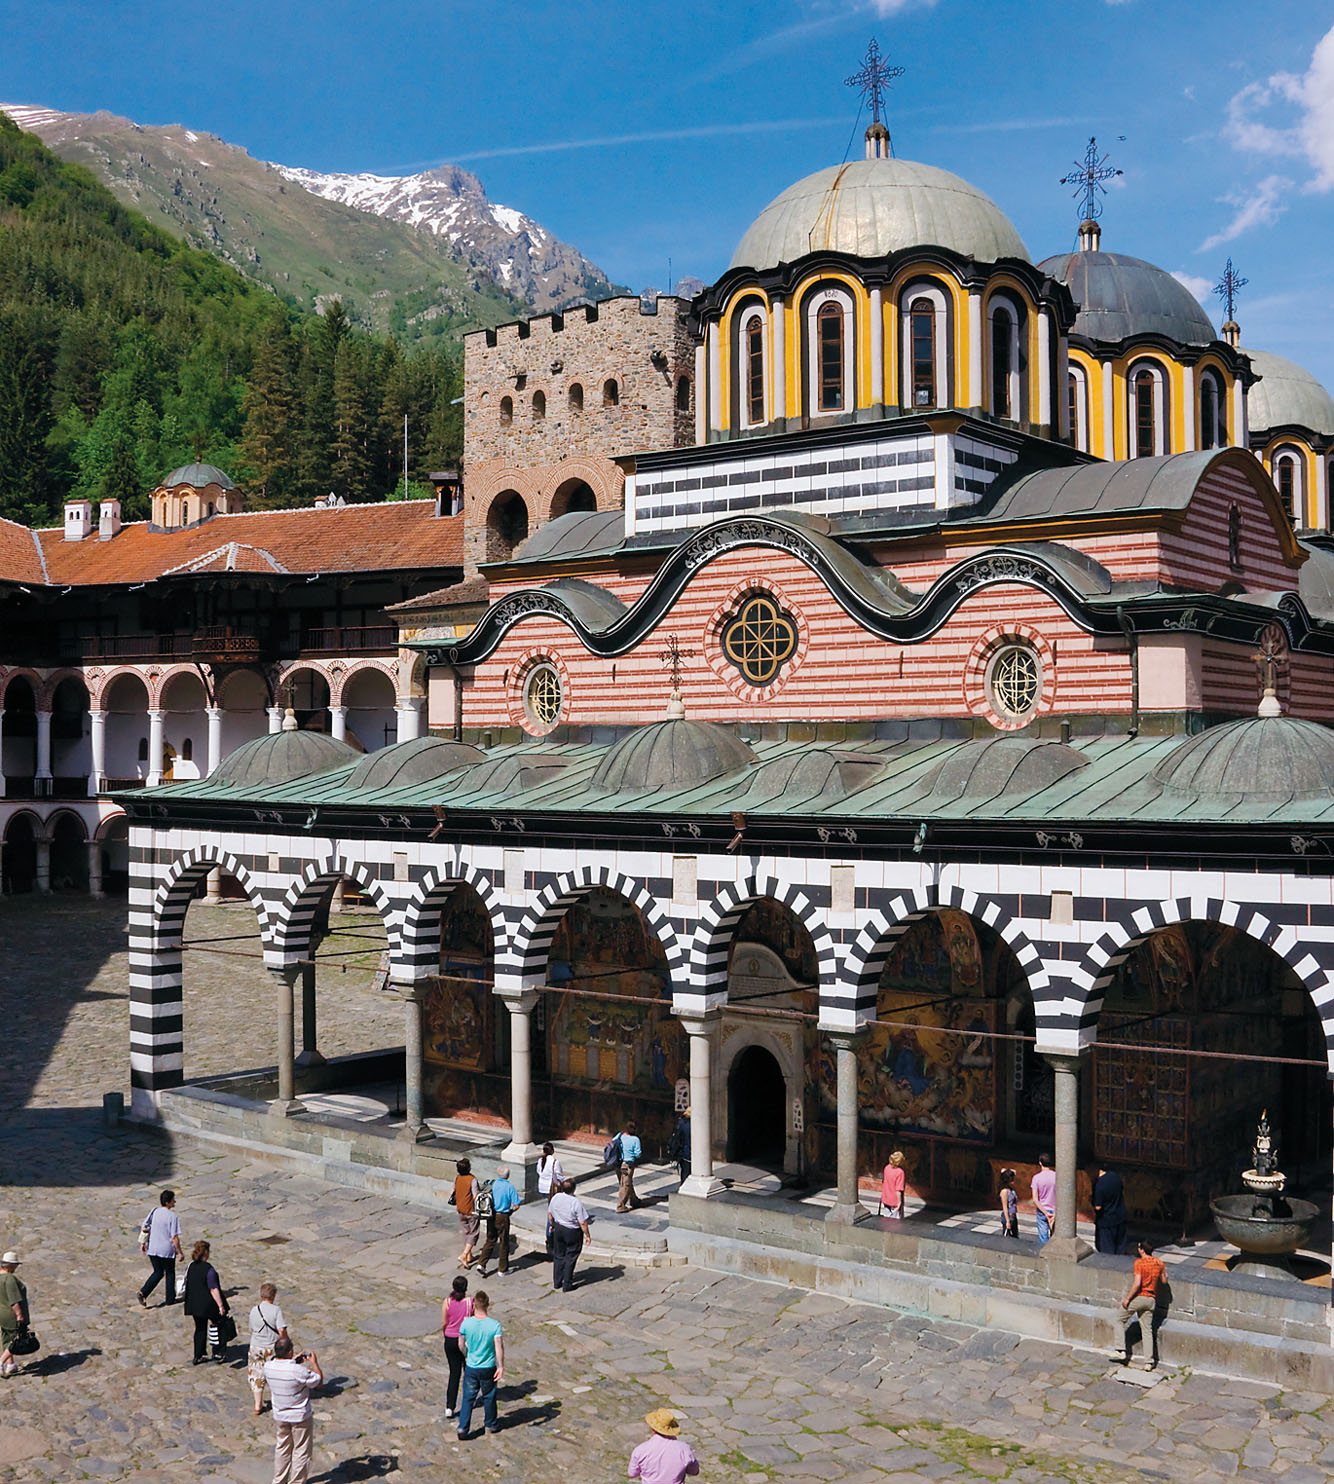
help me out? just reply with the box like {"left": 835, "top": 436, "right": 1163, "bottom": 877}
{"left": 1, "top": 896, "right": 1333, "bottom": 1482}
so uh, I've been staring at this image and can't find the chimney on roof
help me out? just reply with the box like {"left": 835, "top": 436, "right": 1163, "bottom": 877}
{"left": 63, "top": 500, "right": 93, "bottom": 542}
{"left": 430, "top": 470, "right": 462, "bottom": 518}
{"left": 98, "top": 499, "right": 122, "bottom": 541}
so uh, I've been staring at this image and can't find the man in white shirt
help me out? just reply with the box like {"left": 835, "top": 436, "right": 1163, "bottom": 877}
{"left": 548, "top": 1179, "right": 592, "bottom": 1293}
{"left": 264, "top": 1334, "right": 323, "bottom": 1484}
{"left": 137, "top": 1189, "right": 183, "bottom": 1307}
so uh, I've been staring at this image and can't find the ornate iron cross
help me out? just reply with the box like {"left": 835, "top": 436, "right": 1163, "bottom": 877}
{"left": 1060, "top": 136, "right": 1123, "bottom": 223}
{"left": 845, "top": 38, "right": 904, "bottom": 128}
{"left": 1214, "top": 257, "right": 1249, "bottom": 322}
{"left": 658, "top": 633, "right": 698, "bottom": 692}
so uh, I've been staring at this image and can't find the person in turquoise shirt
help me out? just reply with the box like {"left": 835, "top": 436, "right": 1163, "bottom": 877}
{"left": 616, "top": 1122, "right": 643, "bottom": 1212}
{"left": 475, "top": 1167, "right": 521, "bottom": 1278}
{"left": 457, "top": 1291, "right": 504, "bottom": 1439}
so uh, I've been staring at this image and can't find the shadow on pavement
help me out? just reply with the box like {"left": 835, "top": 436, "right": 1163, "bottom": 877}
{"left": 0, "top": 1107, "right": 180, "bottom": 1189}
{"left": 27, "top": 1346, "right": 101, "bottom": 1376}
{"left": 500, "top": 1399, "right": 561, "bottom": 1428}
{"left": 569, "top": 1264, "right": 625, "bottom": 1288}
{"left": 310, "top": 1455, "right": 399, "bottom": 1482}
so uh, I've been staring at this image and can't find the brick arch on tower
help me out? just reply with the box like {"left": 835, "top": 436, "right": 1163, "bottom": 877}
{"left": 686, "top": 875, "right": 838, "bottom": 1013}
{"left": 538, "top": 456, "right": 624, "bottom": 522}
{"left": 504, "top": 866, "right": 686, "bottom": 994}
{"left": 37, "top": 667, "right": 91, "bottom": 709}
{"left": 271, "top": 857, "right": 404, "bottom": 970}
{"left": 468, "top": 465, "right": 543, "bottom": 523}
{"left": 398, "top": 863, "right": 508, "bottom": 984}
{"left": 839, "top": 885, "right": 1048, "bottom": 1029}
{"left": 1068, "top": 894, "right": 1334, "bottom": 1070}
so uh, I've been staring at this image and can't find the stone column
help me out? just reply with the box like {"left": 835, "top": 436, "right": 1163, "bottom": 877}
{"left": 826, "top": 1032, "right": 869, "bottom": 1225}
{"left": 34, "top": 709, "right": 52, "bottom": 783}
{"left": 34, "top": 836, "right": 51, "bottom": 894}
{"left": 328, "top": 705, "right": 347, "bottom": 743}
{"left": 87, "top": 839, "right": 104, "bottom": 899}
{"left": 267, "top": 706, "right": 283, "bottom": 735}
{"left": 294, "top": 963, "right": 324, "bottom": 1070}
{"left": 146, "top": 709, "right": 165, "bottom": 786}
{"left": 1043, "top": 1053, "right": 1091, "bottom": 1260}
{"left": 678, "top": 1014, "right": 722, "bottom": 1199}
{"left": 204, "top": 868, "right": 223, "bottom": 905}
{"left": 269, "top": 966, "right": 305, "bottom": 1117}
{"left": 501, "top": 990, "right": 540, "bottom": 1163}
{"left": 394, "top": 699, "right": 422, "bottom": 744}
{"left": 205, "top": 706, "right": 223, "bottom": 776}
{"left": 88, "top": 709, "right": 105, "bottom": 796}
{"left": 397, "top": 983, "right": 432, "bottom": 1142}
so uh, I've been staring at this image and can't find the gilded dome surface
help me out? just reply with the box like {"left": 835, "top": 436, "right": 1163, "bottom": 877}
{"left": 1244, "top": 349, "right": 1334, "bottom": 437}
{"left": 731, "top": 158, "right": 1030, "bottom": 271}
{"left": 1151, "top": 716, "right": 1334, "bottom": 802}
{"left": 162, "top": 462, "right": 236, "bottom": 490}
{"left": 590, "top": 719, "right": 756, "bottom": 794}
{"left": 1037, "top": 250, "right": 1216, "bottom": 345}
{"left": 211, "top": 728, "right": 359, "bottom": 788}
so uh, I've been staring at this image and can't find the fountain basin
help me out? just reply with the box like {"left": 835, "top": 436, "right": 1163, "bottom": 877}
{"left": 1210, "top": 1194, "right": 1320, "bottom": 1277}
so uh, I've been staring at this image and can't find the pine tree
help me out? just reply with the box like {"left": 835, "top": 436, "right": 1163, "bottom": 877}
{"left": 331, "top": 337, "right": 374, "bottom": 500}
{"left": 238, "top": 317, "right": 299, "bottom": 506}
{"left": 0, "top": 305, "right": 57, "bottom": 524}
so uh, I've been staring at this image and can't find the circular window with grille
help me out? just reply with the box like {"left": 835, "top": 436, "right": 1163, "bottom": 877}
{"left": 523, "top": 663, "right": 563, "bottom": 728}
{"left": 721, "top": 594, "right": 798, "bottom": 686}
{"left": 986, "top": 643, "right": 1042, "bottom": 723}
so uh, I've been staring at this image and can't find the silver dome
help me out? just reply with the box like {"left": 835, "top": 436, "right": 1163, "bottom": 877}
{"left": 1038, "top": 251, "right": 1216, "bottom": 345}
{"left": 162, "top": 462, "right": 235, "bottom": 490}
{"left": 1244, "top": 349, "right": 1334, "bottom": 437}
{"left": 731, "top": 158, "right": 1030, "bottom": 271}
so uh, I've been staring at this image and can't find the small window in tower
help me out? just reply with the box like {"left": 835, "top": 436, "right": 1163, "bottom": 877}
{"left": 500, "top": 395, "right": 513, "bottom": 426}
{"left": 911, "top": 298, "right": 935, "bottom": 409}
{"left": 1134, "top": 369, "right": 1156, "bottom": 458}
{"left": 1277, "top": 454, "right": 1299, "bottom": 525}
{"left": 747, "top": 316, "right": 765, "bottom": 425}
{"left": 990, "top": 306, "right": 1013, "bottom": 419}
{"left": 1201, "top": 377, "right": 1218, "bottom": 450}
{"left": 817, "top": 302, "right": 843, "bottom": 412}
{"left": 182, "top": 737, "right": 193, "bottom": 761}
{"left": 533, "top": 389, "right": 546, "bottom": 421}
{"left": 137, "top": 737, "right": 149, "bottom": 762}
{"left": 568, "top": 383, "right": 583, "bottom": 412}
{"left": 603, "top": 378, "right": 619, "bottom": 407}
{"left": 676, "top": 374, "right": 690, "bottom": 411}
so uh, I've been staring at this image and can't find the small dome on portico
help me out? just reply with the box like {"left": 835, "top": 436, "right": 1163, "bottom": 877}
{"left": 345, "top": 736, "right": 484, "bottom": 790}
{"left": 590, "top": 719, "right": 756, "bottom": 794}
{"left": 212, "top": 723, "right": 359, "bottom": 789}
{"left": 1151, "top": 715, "right": 1334, "bottom": 803}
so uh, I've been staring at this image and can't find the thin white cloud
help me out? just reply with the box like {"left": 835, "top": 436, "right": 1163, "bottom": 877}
{"left": 1198, "top": 174, "right": 1293, "bottom": 252}
{"left": 862, "top": 0, "right": 939, "bottom": 12}
{"left": 1172, "top": 271, "right": 1213, "bottom": 304}
{"left": 933, "top": 115, "right": 1089, "bottom": 135}
{"left": 1223, "top": 24, "right": 1334, "bottom": 191}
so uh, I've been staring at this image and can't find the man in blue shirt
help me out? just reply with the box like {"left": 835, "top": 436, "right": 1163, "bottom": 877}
{"left": 616, "top": 1122, "right": 643, "bottom": 1213}
{"left": 475, "top": 1166, "right": 521, "bottom": 1278}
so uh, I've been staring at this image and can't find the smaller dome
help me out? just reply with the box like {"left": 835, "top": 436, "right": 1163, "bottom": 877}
{"left": 1151, "top": 715, "right": 1334, "bottom": 802}
{"left": 1038, "top": 250, "right": 1217, "bottom": 345}
{"left": 212, "top": 727, "right": 358, "bottom": 788}
{"left": 345, "top": 736, "right": 484, "bottom": 790}
{"left": 590, "top": 719, "right": 756, "bottom": 794}
{"left": 913, "top": 737, "right": 1089, "bottom": 803}
{"left": 1244, "top": 349, "right": 1334, "bottom": 437}
{"left": 162, "top": 462, "right": 236, "bottom": 490}
{"left": 739, "top": 749, "right": 887, "bottom": 807}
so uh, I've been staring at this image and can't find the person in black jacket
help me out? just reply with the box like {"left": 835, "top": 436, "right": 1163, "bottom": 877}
{"left": 183, "top": 1240, "right": 229, "bottom": 1364}
{"left": 1091, "top": 1164, "right": 1129, "bottom": 1255}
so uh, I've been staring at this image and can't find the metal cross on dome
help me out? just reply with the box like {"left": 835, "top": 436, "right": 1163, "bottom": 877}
{"left": 658, "top": 632, "right": 698, "bottom": 692}
{"left": 1060, "top": 136, "right": 1123, "bottom": 223}
{"left": 845, "top": 38, "right": 904, "bottom": 129}
{"left": 1215, "top": 257, "right": 1249, "bottom": 323}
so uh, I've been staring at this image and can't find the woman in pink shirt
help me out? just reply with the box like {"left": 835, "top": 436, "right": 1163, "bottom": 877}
{"left": 880, "top": 1150, "right": 907, "bottom": 1218}
{"left": 440, "top": 1275, "right": 474, "bottom": 1419}
{"left": 628, "top": 1409, "right": 699, "bottom": 1484}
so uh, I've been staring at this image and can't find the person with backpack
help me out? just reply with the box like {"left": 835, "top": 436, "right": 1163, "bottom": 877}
{"left": 614, "top": 1121, "right": 642, "bottom": 1213}
{"left": 474, "top": 1165, "right": 521, "bottom": 1279}
{"left": 137, "top": 1188, "right": 184, "bottom": 1307}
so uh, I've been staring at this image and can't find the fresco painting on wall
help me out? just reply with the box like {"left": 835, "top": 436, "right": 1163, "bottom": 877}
{"left": 423, "top": 886, "right": 495, "bottom": 1073}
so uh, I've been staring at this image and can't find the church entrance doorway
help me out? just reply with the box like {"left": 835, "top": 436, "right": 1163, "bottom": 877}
{"left": 727, "top": 1044, "right": 786, "bottom": 1166}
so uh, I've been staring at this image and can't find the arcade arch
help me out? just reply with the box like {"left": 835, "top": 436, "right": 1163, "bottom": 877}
{"left": 159, "top": 671, "right": 207, "bottom": 781}
{"left": 101, "top": 672, "right": 151, "bottom": 787}
{"left": 341, "top": 666, "right": 397, "bottom": 753}
{"left": 217, "top": 668, "right": 270, "bottom": 759}
{"left": 1, "top": 675, "right": 37, "bottom": 789}
{"left": 49, "top": 676, "right": 91, "bottom": 788}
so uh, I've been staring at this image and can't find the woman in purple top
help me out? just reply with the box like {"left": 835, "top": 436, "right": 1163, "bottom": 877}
{"left": 440, "top": 1274, "right": 474, "bottom": 1419}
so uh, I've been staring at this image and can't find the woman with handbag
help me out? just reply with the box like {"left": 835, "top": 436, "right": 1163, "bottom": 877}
{"left": 183, "top": 1240, "right": 230, "bottom": 1365}
{"left": 0, "top": 1251, "right": 33, "bottom": 1378}
{"left": 247, "top": 1282, "right": 289, "bottom": 1413}
{"left": 440, "top": 1274, "right": 473, "bottom": 1419}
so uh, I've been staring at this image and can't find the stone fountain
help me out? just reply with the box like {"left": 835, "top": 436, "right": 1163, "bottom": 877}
{"left": 1209, "top": 1111, "right": 1319, "bottom": 1279}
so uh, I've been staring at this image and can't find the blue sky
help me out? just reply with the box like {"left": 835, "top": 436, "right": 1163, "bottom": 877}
{"left": 4, "top": 0, "right": 1332, "bottom": 386}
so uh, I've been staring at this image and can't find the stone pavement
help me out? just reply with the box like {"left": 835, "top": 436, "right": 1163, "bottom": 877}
{"left": 1, "top": 895, "right": 1334, "bottom": 1482}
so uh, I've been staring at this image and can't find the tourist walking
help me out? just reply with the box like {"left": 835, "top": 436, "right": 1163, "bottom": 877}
{"left": 137, "top": 1188, "right": 183, "bottom": 1307}
{"left": 1117, "top": 1239, "right": 1166, "bottom": 1369}
{"left": 183, "top": 1240, "right": 230, "bottom": 1364}
{"left": 629, "top": 1408, "right": 700, "bottom": 1483}
{"left": 248, "top": 1282, "right": 289, "bottom": 1415}
{"left": 441, "top": 1274, "right": 473, "bottom": 1419}
{"left": 549, "top": 1177, "right": 592, "bottom": 1293}
{"left": 537, "top": 1142, "right": 565, "bottom": 1257}
{"left": 265, "top": 1334, "right": 323, "bottom": 1484}
{"left": 456, "top": 1289, "right": 504, "bottom": 1440}
{"left": 452, "top": 1158, "right": 481, "bottom": 1269}
{"left": 669, "top": 1107, "right": 691, "bottom": 1184}
{"left": 475, "top": 1164, "right": 521, "bottom": 1278}
{"left": 0, "top": 1252, "right": 30, "bottom": 1378}
{"left": 880, "top": 1150, "right": 906, "bottom": 1218}
{"left": 999, "top": 1168, "right": 1018, "bottom": 1238}
{"left": 1092, "top": 1162, "right": 1128, "bottom": 1255}
{"left": 1031, "top": 1153, "right": 1056, "bottom": 1245}
{"left": 615, "top": 1120, "right": 643, "bottom": 1212}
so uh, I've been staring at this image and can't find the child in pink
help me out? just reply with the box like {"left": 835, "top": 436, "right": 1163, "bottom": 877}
{"left": 881, "top": 1150, "right": 906, "bottom": 1218}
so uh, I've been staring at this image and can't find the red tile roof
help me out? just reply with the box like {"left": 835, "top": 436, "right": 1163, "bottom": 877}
{"left": 14, "top": 501, "right": 462, "bottom": 588}
{"left": 388, "top": 576, "right": 491, "bottom": 614}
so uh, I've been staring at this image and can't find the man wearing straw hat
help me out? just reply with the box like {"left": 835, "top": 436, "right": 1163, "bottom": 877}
{"left": 0, "top": 1252, "right": 30, "bottom": 1378}
{"left": 628, "top": 1408, "right": 700, "bottom": 1483}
